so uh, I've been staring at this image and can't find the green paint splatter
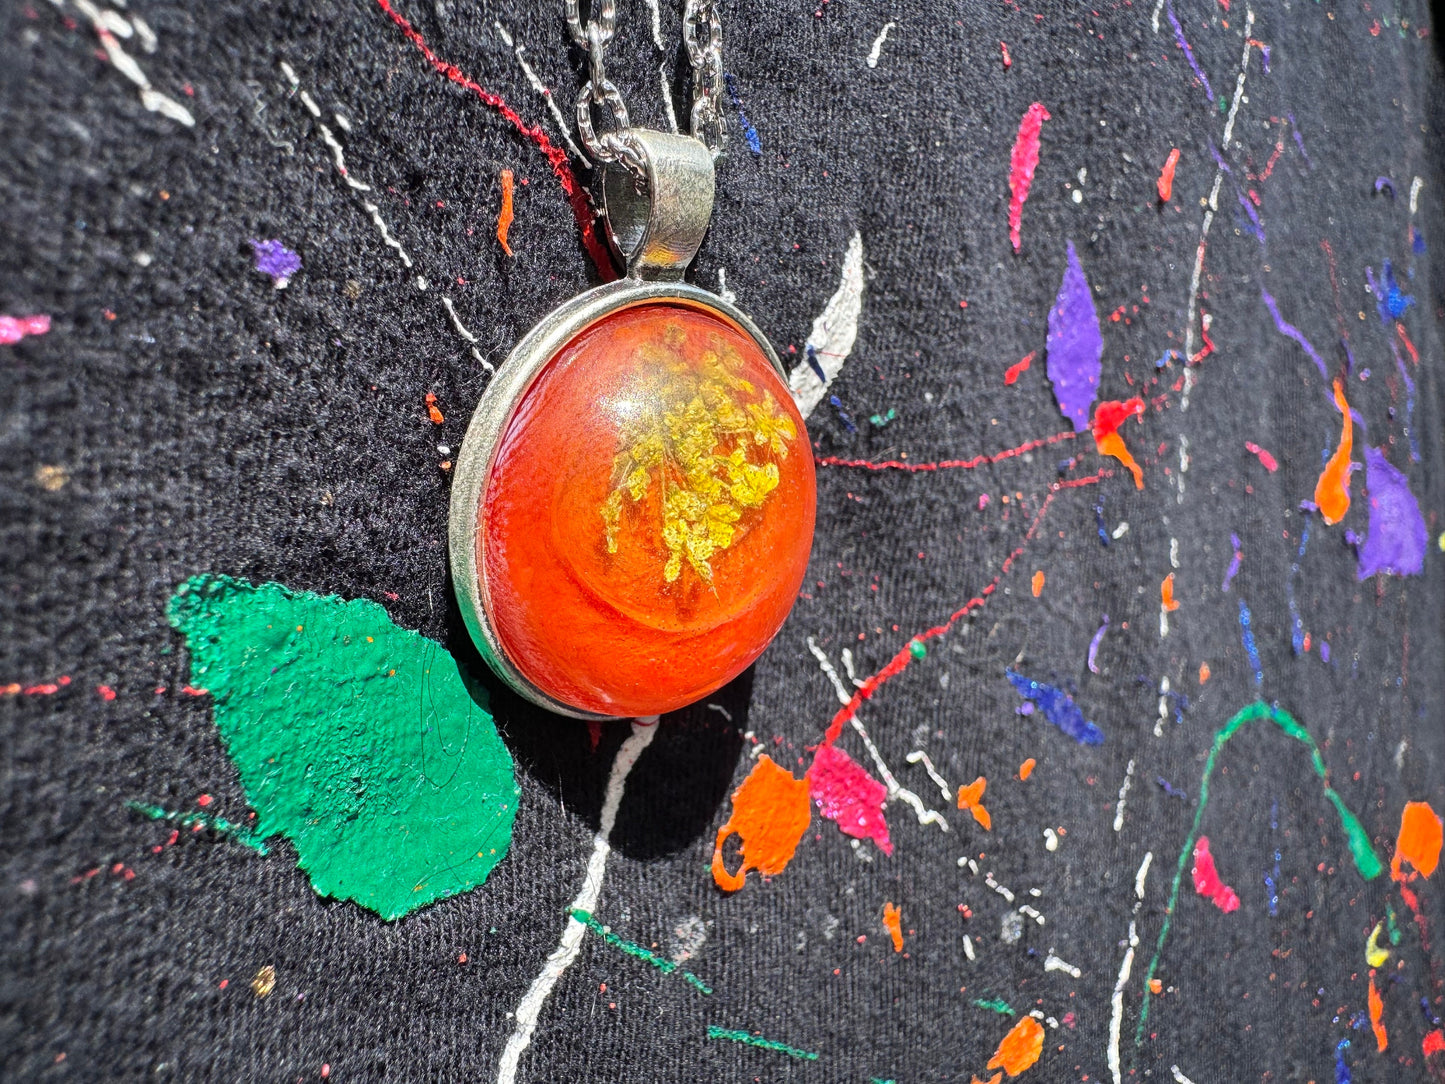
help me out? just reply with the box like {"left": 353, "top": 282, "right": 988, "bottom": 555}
{"left": 571, "top": 908, "right": 712, "bottom": 994}
{"left": 167, "top": 575, "right": 518, "bottom": 921}
{"left": 909, "top": 638, "right": 927, "bottom": 660}
{"left": 706, "top": 1026, "right": 819, "bottom": 1061}
{"left": 127, "top": 800, "right": 269, "bottom": 854}
{"left": 972, "top": 997, "right": 1017, "bottom": 1016}
{"left": 1135, "top": 701, "right": 1383, "bottom": 1047}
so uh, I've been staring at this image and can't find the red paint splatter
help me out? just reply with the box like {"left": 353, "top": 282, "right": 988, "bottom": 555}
{"left": 807, "top": 743, "right": 892, "bottom": 854}
{"left": 1244, "top": 441, "right": 1278, "bottom": 471}
{"left": 1008, "top": 102, "right": 1051, "bottom": 252}
{"left": 818, "top": 429, "right": 1077, "bottom": 474}
{"left": 1003, "top": 352, "right": 1034, "bottom": 385}
{"left": 999, "top": 41, "right": 1012, "bottom": 69}
{"left": 97, "top": 684, "right": 116, "bottom": 701}
{"left": 1397, "top": 322, "right": 1419, "bottom": 365}
{"left": 1091, "top": 397, "right": 1145, "bottom": 489}
{"left": 1157, "top": 148, "right": 1180, "bottom": 202}
{"left": 197, "top": 794, "right": 212, "bottom": 807}
{"left": 371, "top": 0, "right": 615, "bottom": 279}
{"left": 1424, "top": 1029, "right": 1445, "bottom": 1056}
{"left": 425, "top": 392, "right": 445, "bottom": 424}
{"left": 1191, "top": 835, "right": 1241, "bottom": 912}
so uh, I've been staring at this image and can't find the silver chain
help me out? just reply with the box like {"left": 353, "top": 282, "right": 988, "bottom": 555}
{"left": 566, "top": 0, "right": 727, "bottom": 173}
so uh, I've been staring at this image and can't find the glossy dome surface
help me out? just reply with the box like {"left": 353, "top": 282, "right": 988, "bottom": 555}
{"left": 479, "top": 301, "right": 816, "bottom": 717}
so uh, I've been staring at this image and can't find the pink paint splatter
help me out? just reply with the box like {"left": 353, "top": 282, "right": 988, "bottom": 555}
{"left": 1008, "top": 102, "right": 1051, "bottom": 252}
{"left": 0, "top": 314, "right": 51, "bottom": 344}
{"left": 1191, "top": 835, "right": 1241, "bottom": 912}
{"left": 1244, "top": 441, "right": 1278, "bottom": 472}
{"left": 807, "top": 743, "right": 893, "bottom": 855}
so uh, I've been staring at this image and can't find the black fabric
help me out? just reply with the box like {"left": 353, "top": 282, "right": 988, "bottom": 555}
{"left": 4, "top": 0, "right": 1444, "bottom": 1080}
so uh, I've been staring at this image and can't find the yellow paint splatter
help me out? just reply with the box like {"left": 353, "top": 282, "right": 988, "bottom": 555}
{"left": 1314, "top": 379, "right": 1354, "bottom": 525}
{"left": 251, "top": 964, "right": 276, "bottom": 999}
{"left": 1031, "top": 570, "right": 1045, "bottom": 597}
{"left": 882, "top": 901, "right": 904, "bottom": 952}
{"left": 1366, "top": 921, "right": 1390, "bottom": 967}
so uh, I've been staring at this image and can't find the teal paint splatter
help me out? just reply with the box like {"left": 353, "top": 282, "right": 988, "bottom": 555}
{"left": 706, "top": 1026, "right": 819, "bottom": 1061}
{"left": 1135, "top": 701, "right": 1383, "bottom": 1048}
{"left": 127, "top": 800, "right": 268, "bottom": 854}
{"left": 167, "top": 575, "right": 518, "bottom": 921}
{"left": 973, "top": 997, "right": 1017, "bottom": 1016}
{"left": 571, "top": 909, "right": 712, "bottom": 994}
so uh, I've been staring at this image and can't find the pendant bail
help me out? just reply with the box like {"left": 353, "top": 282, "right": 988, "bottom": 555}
{"left": 601, "top": 130, "right": 715, "bottom": 281}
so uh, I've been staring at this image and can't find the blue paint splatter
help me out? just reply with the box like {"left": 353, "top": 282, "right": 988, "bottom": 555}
{"left": 1320, "top": 640, "right": 1331, "bottom": 664}
{"left": 250, "top": 238, "right": 302, "bottom": 288}
{"left": 1154, "top": 348, "right": 1179, "bottom": 369}
{"left": 1411, "top": 225, "right": 1426, "bottom": 255}
{"left": 1286, "top": 520, "right": 1310, "bottom": 654}
{"left": 805, "top": 343, "right": 827, "bottom": 383}
{"left": 1375, "top": 259, "right": 1415, "bottom": 321}
{"left": 829, "top": 394, "right": 857, "bottom": 433}
{"left": 1238, "top": 598, "right": 1263, "bottom": 686}
{"left": 1157, "top": 777, "right": 1188, "bottom": 801}
{"left": 1094, "top": 500, "right": 1109, "bottom": 548}
{"left": 1005, "top": 670, "right": 1104, "bottom": 745}
{"left": 1391, "top": 340, "right": 1420, "bottom": 463}
{"left": 1288, "top": 113, "right": 1311, "bottom": 166}
{"left": 723, "top": 73, "right": 762, "bottom": 156}
{"left": 1335, "top": 1038, "right": 1351, "bottom": 1084}
{"left": 1265, "top": 798, "right": 1281, "bottom": 916}
{"left": 1222, "top": 532, "right": 1242, "bottom": 592}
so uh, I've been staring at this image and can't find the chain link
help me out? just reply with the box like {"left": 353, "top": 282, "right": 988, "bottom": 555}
{"left": 568, "top": 0, "right": 726, "bottom": 173}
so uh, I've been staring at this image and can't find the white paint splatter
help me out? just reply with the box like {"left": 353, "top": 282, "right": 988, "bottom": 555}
{"left": 1113, "top": 759, "right": 1135, "bottom": 832}
{"left": 1044, "top": 827, "right": 1059, "bottom": 851}
{"left": 963, "top": 934, "right": 976, "bottom": 961}
{"left": 442, "top": 296, "right": 494, "bottom": 373}
{"left": 1171, "top": 1067, "right": 1197, "bottom": 1084}
{"left": 716, "top": 268, "right": 736, "bottom": 304}
{"left": 1108, "top": 918, "right": 1140, "bottom": 1084}
{"left": 73, "top": 0, "right": 194, "bottom": 127}
{"left": 1409, "top": 176, "right": 1423, "bottom": 215}
{"left": 1151, "top": 0, "right": 1166, "bottom": 33}
{"left": 497, "top": 719, "right": 658, "bottom": 1084}
{"left": 1154, "top": 675, "right": 1170, "bottom": 737}
{"left": 669, "top": 915, "right": 708, "bottom": 963}
{"left": 865, "top": 21, "right": 896, "bottom": 68}
{"left": 904, "top": 749, "right": 953, "bottom": 803}
{"left": 984, "top": 871, "right": 1015, "bottom": 904}
{"left": 1111, "top": 521, "right": 1129, "bottom": 540}
{"left": 789, "top": 231, "right": 864, "bottom": 419}
{"left": 1135, "top": 850, "right": 1153, "bottom": 900}
{"left": 1169, "top": 537, "right": 1180, "bottom": 568}
{"left": 639, "top": 0, "right": 681, "bottom": 135}
{"left": 1000, "top": 910, "right": 1024, "bottom": 943}
{"left": 1045, "top": 953, "right": 1081, "bottom": 978}
{"left": 1018, "top": 904, "right": 1045, "bottom": 926}
{"left": 494, "top": 21, "right": 590, "bottom": 164}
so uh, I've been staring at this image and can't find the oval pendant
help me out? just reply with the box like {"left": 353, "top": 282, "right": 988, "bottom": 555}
{"left": 449, "top": 132, "right": 816, "bottom": 719}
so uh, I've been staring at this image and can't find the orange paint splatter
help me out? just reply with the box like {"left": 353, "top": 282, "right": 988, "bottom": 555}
{"left": 712, "top": 754, "right": 811, "bottom": 891}
{"left": 1391, "top": 801, "right": 1443, "bottom": 881}
{"left": 1161, "top": 572, "right": 1180, "bottom": 612}
{"left": 1157, "top": 147, "right": 1181, "bottom": 202}
{"left": 1369, "top": 972, "right": 1388, "bottom": 1051}
{"left": 425, "top": 392, "right": 444, "bottom": 425}
{"left": 1091, "top": 398, "right": 1145, "bottom": 489}
{"left": 496, "top": 168, "right": 515, "bottom": 257}
{"left": 987, "top": 1015, "right": 1044, "bottom": 1077}
{"left": 1314, "top": 379, "right": 1354, "bottom": 525}
{"left": 1149, "top": 977, "right": 1163, "bottom": 994}
{"left": 957, "top": 776, "right": 992, "bottom": 830}
{"left": 1031, "top": 570, "right": 1045, "bottom": 597}
{"left": 1198, "top": 662, "right": 1210, "bottom": 683}
{"left": 1018, "top": 758, "right": 1036, "bottom": 781}
{"left": 882, "top": 901, "right": 904, "bottom": 952}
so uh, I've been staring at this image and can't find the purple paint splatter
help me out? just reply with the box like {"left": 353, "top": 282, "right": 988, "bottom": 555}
{"left": 1355, "top": 446, "right": 1426, "bottom": 579}
{"left": 1167, "top": 2, "right": 1214, "bottom": 101}
{"left": 1222, "top": 532, "right": 1243, "bottom": 591}
{"left": 1087, "top": 616, "right": 1108, "bottom": 674}
{"left": 1391, "top": 340, "right": 1420, "bottom": 462}
{"left": 1005, "top": 669, "right": 1104, "bottom": 745}
{"left": 251, "top": 239, "right": 302, "bottom": 289}
{"left": 1375, "top": 177, "right": 1396, "bottom": 197}
{"left": 1260, "top": 287, "right": 1328, "bottom": 382}
{"left": 1045, "top": 241, "right": 1102, "bottom": 432}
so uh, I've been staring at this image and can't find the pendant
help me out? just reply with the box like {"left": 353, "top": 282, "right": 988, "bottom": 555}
{"left": 449, "top": 131, "right": 816, "bottom": 719}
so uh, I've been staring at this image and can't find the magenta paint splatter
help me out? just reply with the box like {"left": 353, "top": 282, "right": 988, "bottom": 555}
{"left": 1046, "top": 241, "right": 1103, "bottom": 432}
{"left": 1191, "top": 836, "right": 1241, "bottom": 912}
{"left": 1005, "top": 669, "right": 1104, "bottom": 745}
{"left": 807, "top": 743, "right": 893, "bottom": 855}
{"left": 0, "top": 314, "right": 51, "bottom": 344}
{"left": 251, "top": 239, "right": 302, "bottom": 289}
{"left": 1244, "top": 442, "right": 1278, "bottom": 472}
{"left": 1167, "top": 2, "right": 1214, "bottom": 101}
{"left": 1355, "top": 446, "right": 1426, "bottom": 579}
{"left": 1007, "top": 102, "right": 1050, "bottom": 252}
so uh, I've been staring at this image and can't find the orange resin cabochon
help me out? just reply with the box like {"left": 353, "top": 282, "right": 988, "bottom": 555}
{"left": 479, "top": 301, "right": 816, "bottom": 717}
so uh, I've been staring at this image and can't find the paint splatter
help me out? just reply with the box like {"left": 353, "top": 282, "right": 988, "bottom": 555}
{"left": 706, "top": 1026, "right": 818, "bottom": 1061}
{"left": 1244, "top": 442, "right": 1278, "bottom": 472}
{"left": 128, "top": 801, "right": 268, "bottom": 853}
{"left": 882, "top": 902, "right": 904, "bottom": 952}
{"left": 1088, "top": 616, "right": 1109, "bottom": 673}
{"left": 0, "top": 314, "right": 51, "bottom": 344}
{"left": 1356, "top": 447, "right": 1427, "bottom": 579}
{"left": 723, "top": 74, "right": 762, "bottom": 156}
{"left": 1019, "top": 758, "right": 1036, "bottom": 780}
{"left": 571, "top": 909, "right": 712, "bottom": 993}
{"left": 1336, "top": 1038, "right": 1352, "bottom": 1084}
{"left": 713, "top": 754, "right": 812, "bottom": 890}
{"left": 1374, "top": 259, "right": 1415, "bottom": 321}
{"left": 1315, "top": 380, "right": 1354, "bottom": 525}
{"left": 1369, "top": 975, "right": 1388, "bottom": 1051}
{"left": 1366, "top": 922, "right": 1390, "bottom": 967}
{"left": 1031, "top": 571, "right": 1045, "bottom": 597}
{"left": 1004, "top": 352, "right": 1035, "bottom": 385}
{"left": 250, "top": 239, "right": 301, "bottom": 289}
{"left": 1092, "top": 398, "right": 1145, "bottom": 488}
{"left": 1191, "top": 836, "right": 1241, "bottom": 912}
{"left": 1222, "top": 533, "right": 1243, "bottom": 592}
{"left": 1261, "top": 287, "right": 1329, "bottom": 382}
{"left": 1047, "top": 242, "right": 1103, "bottom": 431}
{"left": 1392, "top": 802, "right": 1443, "bottom": 880}
{"left": 807, "top": 744, "right": 893, "bottom": 855}
{"left": 788, "top": 232, "right": 864, "bottom": 418}
{"left": 167, "top": 575, "right": 518, "bottom": 920}
{"left": 496, "top": 168, "right": 515, "bottom": 256}
{"left": 1161, "top": 573, "right": 1180, "bottom": 613}
{"left": 974, "top": 998, "right": 1017, "bottom": 1017}
{"left": 1005, "top": 669, "right": 1104, "bottom": 745}
{"left": 987, "top": 1015, "right": 1045, "bottom": 1076}
{"left": 1167, "top": 2, "right": 1214, "bottom": 100}
{"left": 1157, "top": 148, "right": 1180, "bottom": 202}
{"left": 1238, "top": 599, "right": 1264, "bottom": 685}
{"left": 956, "top": 777, "right": 992, "bottom": 830}
{"left": 1008, "top": 103, "right": 1051, "bottom": 252}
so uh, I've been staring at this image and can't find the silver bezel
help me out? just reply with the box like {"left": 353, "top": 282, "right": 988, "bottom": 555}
{"left": 448, "top": 277, "right": 788, "bottom": 720}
